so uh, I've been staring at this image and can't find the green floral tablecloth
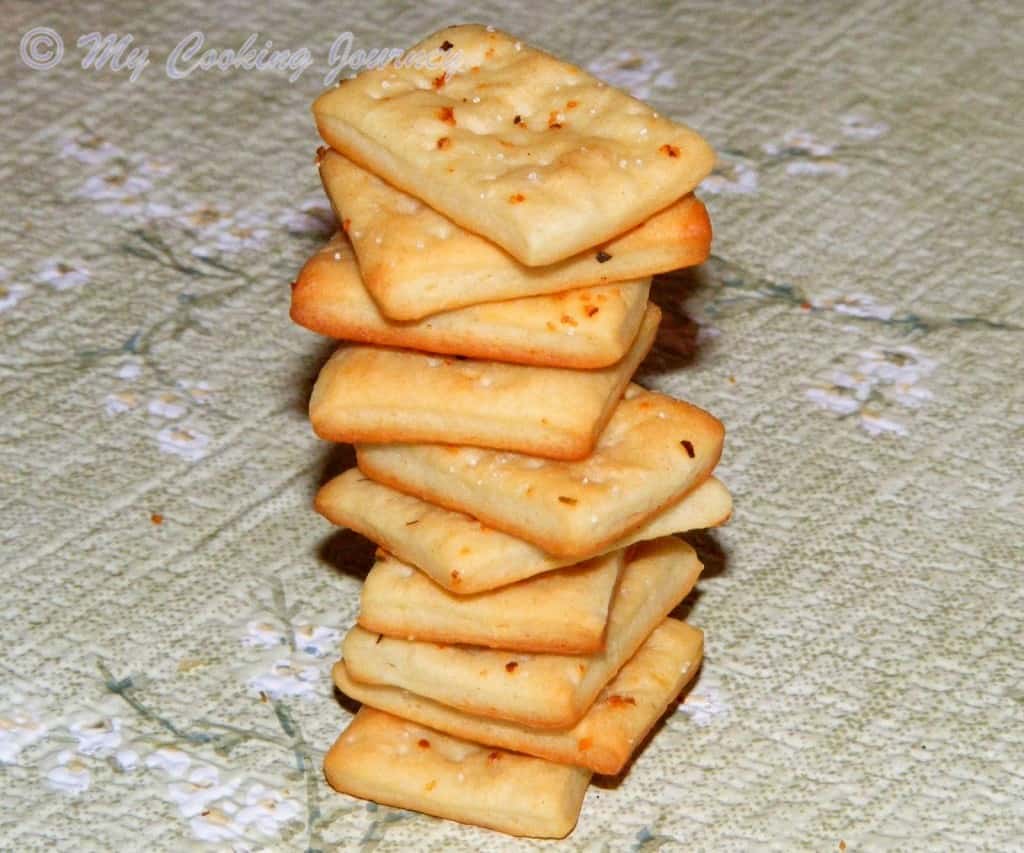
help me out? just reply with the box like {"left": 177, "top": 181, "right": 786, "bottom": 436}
{"left": 2, "top": 1, "right": 1021, "bottom": 850}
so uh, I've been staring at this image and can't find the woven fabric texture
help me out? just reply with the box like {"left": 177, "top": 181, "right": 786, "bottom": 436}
{"left": 1, "top": 1, "right": 1021, "bottom": 850}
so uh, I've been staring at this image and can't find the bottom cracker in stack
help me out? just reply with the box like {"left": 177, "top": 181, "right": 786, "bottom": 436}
{"left": 321, "top": 389, "right": 729, "bottom": 838}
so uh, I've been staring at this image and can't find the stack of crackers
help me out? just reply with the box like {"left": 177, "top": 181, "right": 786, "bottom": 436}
{"left": 290, "top": 25, "right": 730, "bottom": 839}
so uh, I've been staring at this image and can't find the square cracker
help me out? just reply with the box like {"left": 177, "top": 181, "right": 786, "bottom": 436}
{"left": 316, "top": 468, "right": 732, "bottom": 593}
{"left": 356, "top": 384, "right": 725, "bottom": 557}
{"left": 290, "top": 231, "right": 652, "bottom": 369}
{"left": 317, "top": 148, "right": 709, "bottom": 320}
{"left": 342, "top": 537, "right": 701, "bottom": 729}
{"left": 311, "top": 305, "right": 659, "bottom": 461}
{"left": 313, "top": 25, "right": 715, "bottom": 265}
{"left": 324, "top": 708, "right": 590, "bottom": 838}
{"left": 335, "top": 617, "right": 703, "bottom": 775}
{"left": 358, "top": 548, "right": 624, "bottom": 654}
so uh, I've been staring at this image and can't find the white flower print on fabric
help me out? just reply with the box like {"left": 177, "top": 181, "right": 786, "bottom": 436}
{"left": 36, "top": 260, "right": 90, "bottom": 291}
{"left": 701, "top": 160, "right": 759, "bottom": 195}
{"left": 157, "top": 426, "right": 211, "bottom": 461}
{"left": 587, "top": 51, "right": 676, "bottom": 100}
{"left": 0, "top": 712, "right": 48, "bottom": 764}
{"left": 839, "top": 113, "right": 890, "bottom": 141}
{"left": 805, "top": 344, "right": 936, "bottom": 437}
{"left": 0, "top": 272, "right": 29, "bottom": 314}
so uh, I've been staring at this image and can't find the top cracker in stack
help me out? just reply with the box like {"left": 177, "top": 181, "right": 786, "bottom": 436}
{"left": 312, "top": 25, "right": 714, "bottom": 267}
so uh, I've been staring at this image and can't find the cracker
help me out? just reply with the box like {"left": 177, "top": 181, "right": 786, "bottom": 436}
{"left": 290, "top": 231, "right": 652, "bottom": 368}
{"left": 342, "top": 538, "right": 701, "bottom": 728}
{"left": 356, "top": 384, "right": 725, "bottom": 557}
{"left": 316, "top": 148, "right": 709, "bottom": 320}
{"left": 316, "top": 468, "right": 731, "bottom": 593}
{"left": 324, "top": 708, "right": 590, "bottom": 838}
{"left": 311, "top": 306, "right": 659, "bottom": 460}
{"left": 313, "top": 26, "right": 715, "bottom": 265}
{"left": 336, "top": 618, "right": 702, "bottom": 775}
{"left": 359, "top": 549, "right": 624, "bottom": 653}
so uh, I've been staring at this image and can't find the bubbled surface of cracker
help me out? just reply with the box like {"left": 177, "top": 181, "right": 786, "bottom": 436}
{"left": 313, "top": 25, "right": 715, "bottom": 265}
{"left": 316, "top": 148, "right": 709, "bottom": 319}
{"left": 324, "top": 708, "right": 591, "bottom": 838}
{"left": 359, "top": 548, "right": 622, "bottom": 653}
{"left": 341, "top": 538, "right": 701, "bottom": 728}
{"left": 356, "top": 384, "right": 724, "bottom": 557}
{"left": 316, "top": 468, "right": 731, "bottom": 593}
{"left": 335, "top": 618, "right": 703, "bottom": 775}
{"left": 290, "top": 231, "right": 652, "bottom": 368}
{"left": 310, "top": 305, "right": 659, "bottom": 460}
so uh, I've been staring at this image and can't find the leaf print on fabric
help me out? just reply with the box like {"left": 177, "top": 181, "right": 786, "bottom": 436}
{"left": 88, "top": 659, "right": 329, "bottom": 848}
